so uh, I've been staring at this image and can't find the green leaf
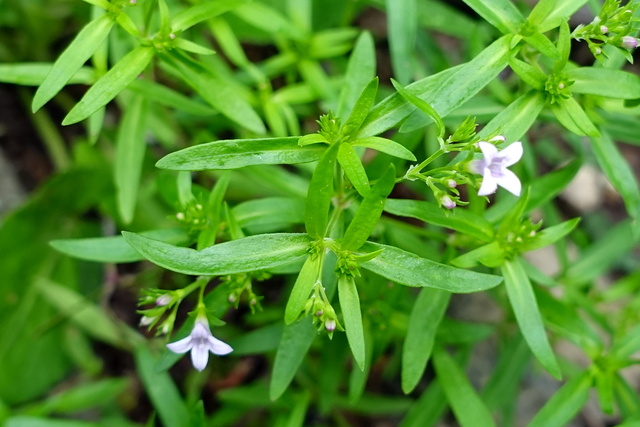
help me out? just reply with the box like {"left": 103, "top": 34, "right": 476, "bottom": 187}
{"left": 567, "top": 68, "right": 640, "bottom": 99}
{"left": 338, "top": 275, "right": 365, "bottom": 370}
{"left": 50, "top": 228, "right": 190, "bottom": 263}
{"left": 507, "top": 57, "right": 546, "bottom": 90}
{"left": 0, "top": 63, "right": 94, "bottom": 86}
{"left": 157, "top": 137, "right": 324, "bottom": 171}
{"left": 591, "top": 131, "right": 640, "bottom": 220}
{"left": 538, "top": 0, "right": 588, "bottom": 32}
{"left": 361, "top": 36, "right": 510, "bottom": 136}
{"left": 433, "top": 347, "right": 497, "bottom": 427}
{"left": 270, "top": 318, "right": 316, "bottom": 400}
{"left": 32, "top": 14, "right": 114, "bottom": 111}
{"left": 233, "top": 197, "right": 305, "bottom": 233}
{"left": 298, "top": 133, "right": 328, "bottom": 146}
{"left": 5, "top": 417, "right": 98, "bottom": 427}
{"left": 174, "top": 38, "right": 216, "bottom": 55}
{"left": 360, "top": 242, "right": 503, "bottom": 293}
{"left": 502, "top": 258, "right": 561, "bottom": 379}
{"left": 284, "top": 256, "right": 320, "bottom": 325}
{"left": 337, "top": 143, "right": 370, "bottom": 197}
{"left": 526, "top": 0, "right": 557, "bottom": 26}
{"left": 391, "top": 78, "right": 445, "bottom": 138}
{"left": 62, "top": 46, "right": 155, "bottom": 125}
{"left": 523, "top": 32, "right": 561, "bottom": 60}
{"left": 386, "top": 0, "right": 417, "bottom": 85}
{"left": 402, "top": 288, "right": 450, "bottom": 394}
{"left": 197, "top": 172, "right": 232, "bottom": 249}
{"left": 460, "top": 0, "right": 523, "bottom": 34}
{"left": 341, "top": 164, "right": 395, "bottom": 251}
{"left": 342, "top": 77, "right": 379, "bottom": 138}
{"left": 450, "top": 241, "right": 505, "bottom": 269}
{"left": 171, "top": 0, "right": 250, "bottom": 32}
{"left": 549, "top": 97, "right": 600, "bottom": 137}
{"left": 336, "top": 31, "right": 376, "bottom": 120}
{"left": 114, "top": 95, "right": 148, "bottom": 224}
{"left": 127, "top": 78, "right": 215, "bottom": 116}
{"left": 38, "top": 378, "right": 129, "bottom": 415}
{"left": 610, "top": 324, "right": 640, "bottom": 360}
{"left": 384, "top": 198, "right": 494, "bottom": 242}
{"left": 477, "top": 90, "right": 545, "bottom": 143}
{"left": 122, "top": 232, "right": 312, "bottom": 275}
{"left": 305, "top": 143, "right": 340, "bottom": 239}
{"left": 519, "top": 218, "right": 580, "bottom": 252}
{"left": 352, "top": 137, "right": 416, "bottom": 161}
{"left": 528, "top": 371, "right": 592, "bottom": 427}
{"left": 135, "top": 346, "right": 190, "bottom": 427}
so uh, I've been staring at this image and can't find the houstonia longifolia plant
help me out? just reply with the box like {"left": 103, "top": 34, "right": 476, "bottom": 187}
{"left": 3, "top": 0, "right": 640, "bottom": 425}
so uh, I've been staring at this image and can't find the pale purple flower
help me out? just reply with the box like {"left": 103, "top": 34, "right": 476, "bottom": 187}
{"left": 622, "top": 36, "right": 638, "bottom": 49}
{"left": 440, "top": 195, "right": 456, "bottom": 209}
{"left": 167, "top": 319, "right": 232, "bottom": 371}
{"left": 471, "top": 141, "right": 523, "bottom": 197}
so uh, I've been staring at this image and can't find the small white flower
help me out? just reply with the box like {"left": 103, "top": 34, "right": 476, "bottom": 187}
{"left": 167, "top": 319, "right": 233, "bottom": 371}
{"left": 471, "top": 140, "right": 523, "bottom": 197}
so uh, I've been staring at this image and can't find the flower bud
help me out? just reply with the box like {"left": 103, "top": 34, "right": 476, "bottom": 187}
{"left": 325, "top": 319, "right": 336, "bottom": 332}
{"left": 600, "top": 25, "right": 608, "bottom": 34}
{"left": 446, "top": 179, "right": 457, "bottom": 188}
{"left": 440, "top": 195, "right": 456, "bottom": 210}
{"left": 156, "top": 294, "right": 172, "bottom": 306}
{"left": 622, "top": 36, "right": 638, "bottom": 49}
{"left": 140, "top": 315, "right": 154, "bottom": 326}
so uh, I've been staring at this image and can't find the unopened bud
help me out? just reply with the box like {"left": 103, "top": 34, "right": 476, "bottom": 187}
{"left": 228, "top": 294, "right": 237, "bottom": 303}
{"left": 446, "top": 179, "right": 457, "bottom": 188}
{"left": 600, "top": 25, "right": 608, "bottom": 34}
{"left": 440, "top": 195, "right": 456, "bottom": 210}
{"left": 140, "top": 316, "right": 154, "bottom": 326}
{"left": 558, "top": 83, "right": 565, "bottom": 89}
{"left": 325, "top": 319, "right": 336, "bottom": 332}
{"left": 595, "top": 47, "right": 602, "bottom": 55}
{"left": 156, "top": 294, "right": 172, "bottom": 306}
{"left": 489, "top": 135, "right": 506, "bottom": 143}
{"left": 315, "top": 310, "right": 324, "bottom": 316}
{"left": 622, "top": 36, "right": 638, "bottom": 49}
{"left": 169, "top": 33, "right": 176, "bottom": 39}
{"left": 176, "top": 212, "right": 185, "bottom": 220}
{"left": 130, "top": 0, "right": 137, "bottom": 4}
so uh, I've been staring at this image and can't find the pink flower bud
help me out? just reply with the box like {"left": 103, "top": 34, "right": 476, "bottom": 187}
{"left": 440, "top": 195, "right": 456, "bottom": 210}
{"left": 325, "top": 319, "right": 336, "bottom": 332}
{"left": 447, "top": 179, "right": 457, "bottom": 188}
{"left": 622, "top": 36, "right": 638, "bottom": 49}
{"left": 156, "top": 294, "right": 172, "bottom": 306}
{"left": 600, "top": 25, "right": 608, "bottom": 34}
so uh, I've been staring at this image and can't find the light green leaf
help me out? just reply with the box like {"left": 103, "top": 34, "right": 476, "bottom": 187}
{"left": 62, "top": 46, "right": 155, "bottom": 125}
{"left": 305, "top": 143, "right": 340, "bottom": 239}
{"left": 591, "top": 130, "right": 640, "bottom": 220}
{"left": 50, "top": 228, "right": 190, "bottom": 263}
{"left": 523, "top": 32, "right": 561, "bottom": 59}
{"left": 338, "top": 143, "right": 370, "bottom": 197}
{"left": 157, "top": 137, "right": 324, "bottom": 171}
{"left": 450, "top": 241, "right": 505, "bottom": 269}
{"left": 341, "top": 164, "right": 395, "bottom": 251}
{"left": 342, "top": 77, "right": 379, "bottom": 138}
{"left": 386, "top": 0, "right": 417, "bottom": 85}
{"left": 433, "top": 347, "right": 497, "bottom": 427}
{"left": 171, "top": 0, "right": 250, "bottom": 32}
{"left": 391, "top": 78, "right": 445, "bottom": 138}
{"left": 352, "top": 136, "right": 416, "bottom": 161}
{"left": 336, "top": 31, "right": 376, "bottom": 120}
{"left": 128, "top": 78, "right": 214, "bottom": 116}
{"left": 339, "top": 275, "right": 365, "bottom": 370}
{"left": 502, "top": 258, "right": 561, "bottom": 379}
{"left": 402, "top": 288, "right": 450, "bottom": 394}
{"left": 122, "top": 232, "right": 312, "bottom": 275}
{"left": 478, "top": 91, "right": 545, "bottom": 143}
{"left": 507, "top": 57, "right": 546, "bottom": 90}
{"left": 233, "top": 197, "right": 305, "bottom": 233}
{"left": 174, "top": 38, "right": 216, "bottom": 55}
{"left": 385, "top": 198, "right": 494, "bottom": 242}
{"left": 549, "top": 97, "right": 600, "bottom": 137}
{"left": 529, "top": 371, "right": 592, "bottom": 427}
{"left": 460, "top": 0, "right": 523, "bottom": 34}
{"left": 270, "top": 318, "right": 316, "bottom": 400}
{"left": 538, "top": 0, "right": 587, "bottom": 31}
{"left": 32, "top": 14, "right": 114, "bottom": 111}
{"left": 360, "top": 242, "right": 503, "bottom": 293}
{"left": 115, "top": 95, "right": 147, "bottom": 224}
{"left": 0, "top": 64, "right": 94, "bottom": 86}
{"left": 567, "top": 68, "right": 640, "bottom": 99}
{"left": 519, "top": 218, "right": 580, "bottom": 252}
{"left": 284, "top": 256, "right": 320, "bottom": 325}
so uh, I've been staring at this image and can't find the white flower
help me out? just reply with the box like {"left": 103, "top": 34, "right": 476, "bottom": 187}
{"left": 471, "top": 140, "right": 523, "bottom": 196}
{"left": 166, "top": 319, "right": 233, "bottom": 371}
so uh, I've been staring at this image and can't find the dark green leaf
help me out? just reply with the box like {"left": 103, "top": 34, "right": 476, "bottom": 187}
{"left": 338, "top": 275, "right": 365, "bottom": 370}
{"left": 305, "top": 143, "right": 340, "bottom": 239}
{"left": 284, "top": 256, "right": 320, "bottom": 325}
{"left": 270, "top": 318, "right": 316, "bottom": 400}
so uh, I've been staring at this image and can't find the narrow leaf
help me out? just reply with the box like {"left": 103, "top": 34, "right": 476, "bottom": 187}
{"left": 339, "top": 275, "right": 365, "bottom": 370}
{"left": 352, "top": 136, "right": 416, "bottom": 161}
{"left": 460, "top": 0, "right": 523, "bottom": 33}
{"left": 336, "top": 31, "right": 376, "bottom": 119}
{"left": 386, "top": 0, "right": 417, "bottom": 85}
{"left": 284, "top": 256, "right": 320, "bottom": 325}
{"left": 391, "top": 78, "right": 445, "bottom": 138}
{"left": 305, "top": 143, "right": 340, "bottom": 239}
{"left": 171, "top": 0, "right": 250, "bottom": 32}
{"left": 567, "top": 68, "right": 640, "bottom": 99}
{"left": 338, "top": 143, "right": 370, "bottom": 197}
{"left": 549, "top": 97, "right": 599, "bottom": 137}
{"left": 342, "top": 77, "right": 379, "bottom": 138}
{"left": 270, "top": 318, "right": 316, "bottom": 400}
{"left": 528, "top": 371, "right": 592, "bottom": 427}
{"left": 519, "top": 218, "right": 580, "bottom": 252}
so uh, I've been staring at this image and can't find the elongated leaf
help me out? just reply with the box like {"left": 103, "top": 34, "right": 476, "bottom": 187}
{"left": 610, "top": 324, "right": 640, "bottom": 360}
{"left": 450, "top": 241, "right": 505, "bottom": 269}
{"left": 341, "top": 164, "right": 395, "bottom": 251}
{"left": 591, "top": 131, "right": 640, "bottom": 220}
{"left": 338, "top": 143, "right": 370, "bottom": 197}
{"left": 539, "top": 0, "right": 587, "bottom": 31}
{"left": 519, "top": 218, "right": 580, "bottom": 252}
{"left": 115, "top": 95, "right": 147, "bottom": 224}
{"left": 567, "top": 68, "right": 640, "bottom": 99}
{"left": 352, "top": 136, "right": 416, "bottom": 161}
{"left": 233, "top": 197, "right": 305, "bottom": 232}
{"left": 502, "top": 258, "right": 561, "bottom": 379}
{"left": 523, "top": 32, "right": 560, "bottom": 59}
{"left": 460, "top": 0, "right": 523, "bottom": 33}
{"left": 62, "top": 46, "right": 155, "bottom": 125}
{"left": 172, "top": 0, "right": 250, "bottom": 31}
{"left": 391, "top": 78, "right": 444, "bottom": 138}
{"left": 476, "top": 91, "right": 545, "bottom": 143}
{"left": 127, "top": 78, "right": 214, "bottom": 116}
{"left": 0, "top": 64, "right": 94, "bottom": 86}
{"left": 157, "top": 137, "right": 324, "bottom": 171}
{"left": 270, "top": 318, "right": 316, "bottom": 400}
{"left": 284, "top": 256, "right": 320, "bottom": 324}
{"left": 33, "top": 14, "right": 114, "bottom": 111}
{"left": 339, "top": 275, "right": 365, "bottom": 370}
{"left": 549, "top": 97, "right": 599, "bottom": 137}
{"left": 50, "top": 228, "right": 190, "bottom": 263}
{"left": 122, "top": 232, "right": 312, "bottom": 275}
{"left": 433, "top": 347, "right": 497, "bottom": 427}
{"left": 336, "top": 31, "right": 376, "bottom": 119}
{"left": 385, "top": 198, "right": 494, "bottom": 242}
{"left": 305, "top": 143, "right": 340, "bottom": 239}
{"left": 135, "top": 346, "right": 190, "bottom": 427}
{"left": 360, "top": 36, "right": 509, "bottom": 136}
{"left": 5, "top": 417, "right": 97, "bottom": 427}
{"left": 342, "top": 77, "right": 379, "bottom": 138}
{"left": 386, "top": 0, "right": 417, "bottom": 85}
{"left": 402, "top": 288, "right": 450, "bottom": 394}
{"left": 360, "top": 242, "right": 502, "bottom": 292}
{"left": 529, "top": 371, "right": 592, "bottom": 427}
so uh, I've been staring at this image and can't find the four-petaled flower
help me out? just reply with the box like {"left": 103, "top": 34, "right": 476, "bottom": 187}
{"left": 471, "top": 140, "right": 523, "bottom": 197}
{"left": 167, "top": 318, "right": 233, "bottom": 371}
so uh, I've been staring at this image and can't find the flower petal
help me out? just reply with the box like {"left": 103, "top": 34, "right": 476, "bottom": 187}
{"left": 478, "top": 141, "right": 498, "bottom": 162}
{"left": 166, "top": 336, "right": 193, "bottom": 354}
{"left": 496, "top": 141, "right": 523, "bottom": 167}
{"left": 496, "top": 168, "right": 521, "bottom": 196}
{"left": 478, "top": 173, "right": 498, "bottom": 196}
{"left": 191, "top": 344, "right": 210, "bottom": 371}
{"left": 208, "top": 336, "right": 233, "bottom": 355}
